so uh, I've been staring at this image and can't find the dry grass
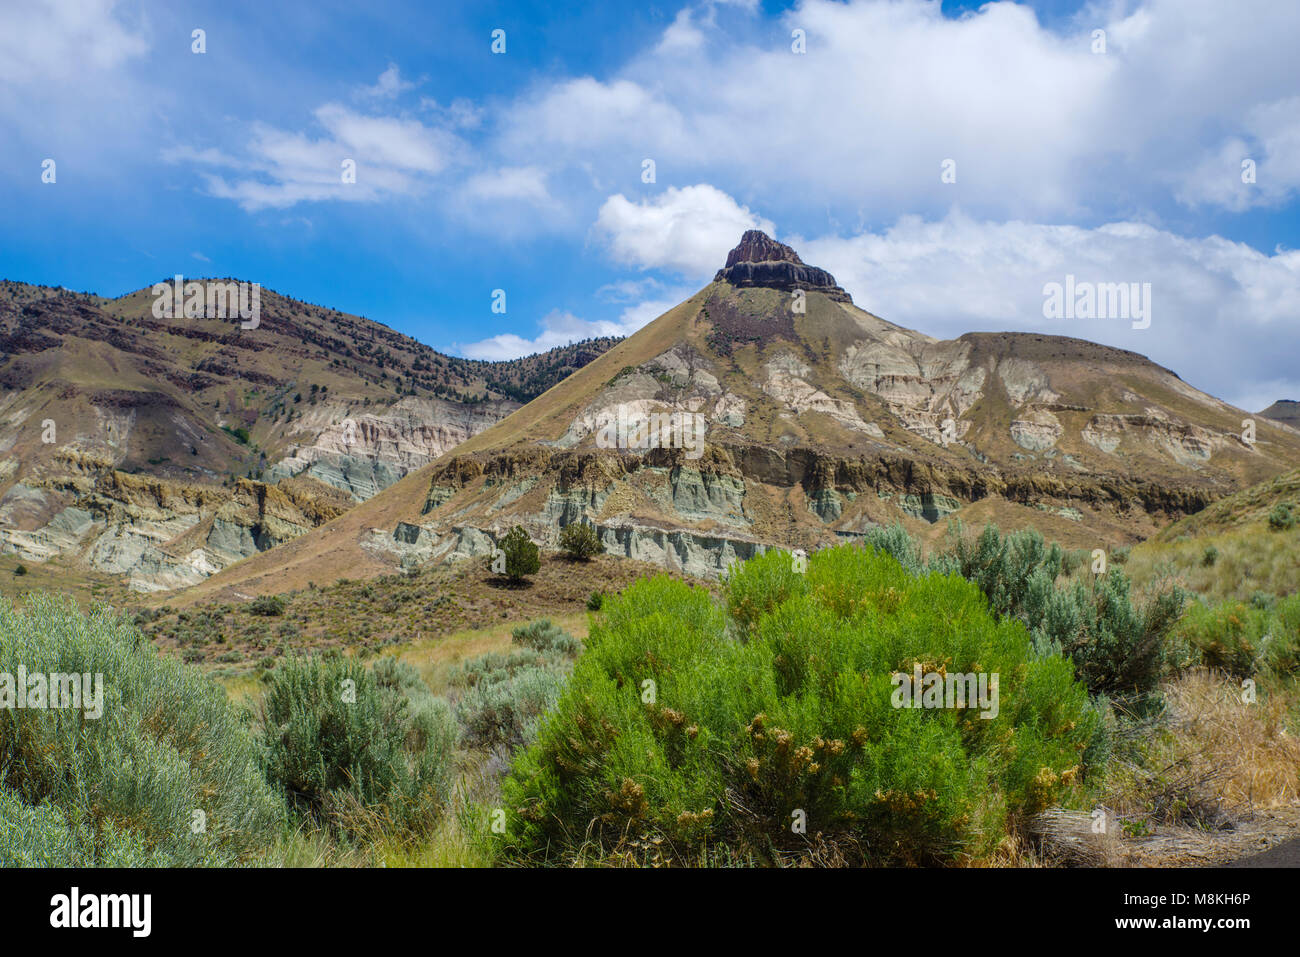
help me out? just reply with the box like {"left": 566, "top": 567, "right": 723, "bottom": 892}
{"left": 0, "top": 554, "right": 134, "bottom": 611}
{"left": 1161, "top": 668, "right": 1300, "bottom": 808}
{"left": 1127, "top": 522, "right": 1300, "bottom": 603}
{"left": 146, "top": 551, "right": 659, "bottom": 674}
{"left": 385, "top": 610, "right": 588, "bottom": 696}
{"left": 1029, "top": 670, "right": 1300, "bottom": 868}
{"left": 1029, "top": 809, "right": 1123, "bottom": 867}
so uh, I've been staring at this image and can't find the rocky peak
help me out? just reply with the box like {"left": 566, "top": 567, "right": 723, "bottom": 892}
{"left": 724, "top": 230, "right": 805, "bottom": 268}
{"left": 714, "top": 230, "right": 852, "bottom": 303}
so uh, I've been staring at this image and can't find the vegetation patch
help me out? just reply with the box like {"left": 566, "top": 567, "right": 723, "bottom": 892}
{"left": 497, "top": 545, "right": 1097, "bottom": 866}
{"left": 0, "top": 595, "right": 283, "bottom": 866}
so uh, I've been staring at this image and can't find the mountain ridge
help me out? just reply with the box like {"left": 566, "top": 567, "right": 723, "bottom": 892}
{"left": 165, "top": 231, "right": 1300, "bottom": 603}
{"left": 0, "top": 278, "right": 617, "bottom": 589}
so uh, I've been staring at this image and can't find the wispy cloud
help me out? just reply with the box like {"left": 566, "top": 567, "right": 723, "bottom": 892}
{"left": 167, "top": 103, "right": 464, "bottom": 211}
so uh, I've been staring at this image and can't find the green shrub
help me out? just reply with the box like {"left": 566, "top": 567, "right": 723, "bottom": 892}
{"left": 938, "top": 522, "right": 1063, "bottom": 619}
{"left": 861, "top": 523, "right": 924, "bottom": 575}
{"left": 0, "top": 595, "right": 283, "bottom": 866}
{"left": 259, "top": 654, "right": 456, "bottom": 837}
{"left": 13, "top": 565, "right": 27, "bottom": 577}
{"left": 449, "top": 648, "right": 554, "bottom": 689}
{"left": 249, "top": 595, "right": 286, "bottom": 617}
{"left": 457, "top": 667, "right": 566, "bottom": 752}
{"left": 1202, "top": 545, "right": 1219, "bottom": 567}
{"left": 453, "top": 621, "right": 581, "bottom": 753}
{"left": 1030, "top": 571, "right": 1185, "bottom": 699}
{"left": 587, "top": 591, "right": 604, "bottom": 611}
{"left": 1170, "top": 595, "right": 1300, "bottom": 679}
{"left": 511, "top": 619, "right": 582, "bottom": 656}
{"left": 489, "top": 526, "right": 540, "bottom": 584}
{"left": 497, "top": 545, "right": 1095, "bottom": 866}
{"left": 935, "top": 523, "right": 1184, "bottom": 699}
{"left": 559, "top": 523, "right": 604, "bottom": 561}
{"left": 1268, "top": 503, "right": 1297, "bottom": 531}
{"left": 724, "top": 548, "right": 808, "bottom": 637}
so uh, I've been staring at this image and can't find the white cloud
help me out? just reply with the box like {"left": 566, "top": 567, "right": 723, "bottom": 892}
{"left": 359, "top": 64, "right": 414, "bottom": 99}
{"left": 495, "top": 0, "right": 1300, "bottom": 220}
{"left": 500, "top": 77, "right": 693, "bottom": 159}
{"left": 464, "top": 166, "right": 551, "bottom": 203}
{"left": 176, "top": 103, "right": 463, "bottom": 210}
{"left": 0, "top": 0, "right": 153, "bottom": 169}
{"left": 455, "top": 309, "right": 633, "bottom": 361}
{"left": 596, "top": 277, "right": 665, "bottom": 302}
{"left": 454, "top": 283, "right": 695, "bottom": 360}
{"left": 0, "top": 0, "right": 147, "bottom": 87}
{"left": 1175, "top": 97, "right": 1300, "bottom": 211}
{"left": 656, "top": 9, "right": 707, "bottom": 55}
{"left": 420, "top": 96, "right": 483, "bottom": 129}
{"left": 594, "top": 184, "right": 776, "bottom": 276}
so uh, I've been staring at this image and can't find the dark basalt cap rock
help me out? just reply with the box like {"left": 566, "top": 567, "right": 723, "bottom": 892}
{"left": 714, "top": 229, "right": 852, "bottom": 302}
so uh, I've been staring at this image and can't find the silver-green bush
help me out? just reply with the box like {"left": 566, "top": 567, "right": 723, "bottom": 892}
{"left": 0, "top": 595, "right": 283, "bottom": 866}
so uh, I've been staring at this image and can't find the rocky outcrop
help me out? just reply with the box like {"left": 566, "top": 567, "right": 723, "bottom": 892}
{"left": 0, "top": 461, "right": 351, "bottom": 591}
{"left": 265, "top": 395, "right": 517, "bottom": 500}
{"left": 423, "top": 436, "right": 1225, "bottom": 546}
{"left": 838, "top": 338, "right": 985, "bottom": 445}
{"left": 372, "top": 515, "right": 769, "bottom": 579}
{"left": 1010, "top": 409, "right": 1064, "bottom": 451}
{"left": 764, "top": 352, "right": 884, "bottom": 437}
{"left": 1081, "top": 414, "right": 1222, "bottom": 465}
{"left": 714, "top": 230, "right": 852, "bottom": 302}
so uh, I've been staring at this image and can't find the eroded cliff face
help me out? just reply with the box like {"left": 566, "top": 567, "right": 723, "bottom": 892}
{"left": 264, "top": 395, "right": 518, "bottom": 500}
{"left": 0, "top": 391, "right": 518, "bottom": 589}
{"left": 0, "top": 452, "right": 351, "bottom": 591}
{"left": 384, "top": 437, "right": 1219, "bottom": 581}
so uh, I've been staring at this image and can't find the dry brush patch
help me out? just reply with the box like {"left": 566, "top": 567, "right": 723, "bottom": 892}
{"left": 139, "top": 552, "right": 697, "bottom": 675}
{"left": 1160, "top": 669, "right": 1300, "bottom": 810}
{"left": 1034, "top": 669, "right": 1300, "bottom": 868}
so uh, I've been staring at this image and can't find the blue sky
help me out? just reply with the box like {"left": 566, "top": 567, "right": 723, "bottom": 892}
{"left": 2, "top": 0, "right": 1298, "bottom": 410}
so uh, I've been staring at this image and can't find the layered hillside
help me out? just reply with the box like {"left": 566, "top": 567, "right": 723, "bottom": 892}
{"left": 1261, "top": 400, "right": 1300, "bottom": 430}
{"left": 0, "top": 279, "right": 615, "bottom": 589}
{"left": 171, "top": 231, "right": 1300, "bottom": 603}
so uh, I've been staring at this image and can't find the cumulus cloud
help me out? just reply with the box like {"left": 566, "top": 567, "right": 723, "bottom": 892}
{"left": 170, "top": 1, "right": 1300, "bottom": 223}
{"left": 496, "top": 0, "right": 1300, "bottom": 220}
{"left": 594, "top": 184, "right": 776, "bottom": 276}
{"left": 1175, "top": 97, "right": 1300, "bottom": 211}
